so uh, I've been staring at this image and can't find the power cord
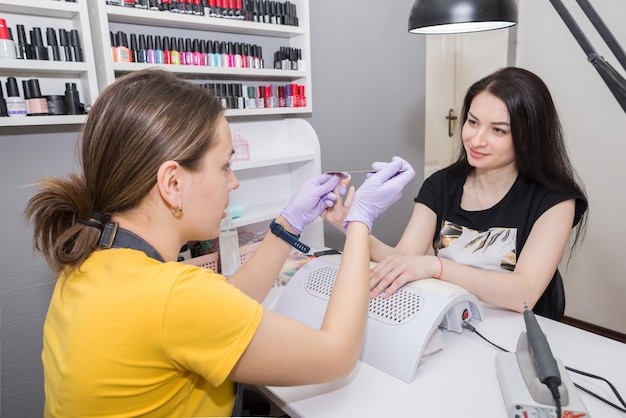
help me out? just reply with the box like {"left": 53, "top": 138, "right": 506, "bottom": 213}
{"left": 461, "top": 321, "right": 626, "bottom": 414}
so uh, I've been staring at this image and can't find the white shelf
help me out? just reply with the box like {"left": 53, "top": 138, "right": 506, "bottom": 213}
{"left": 0, "top": 0, "right": 100, "bottom": 124}
{"left": 0, "top": 0, "right": 80, "bottom": 19}
{"left": 87, "top": 0, "right": 312, "bottom": 116}
{"left": 231, "top": 200, "right": 285, "bottom": 228}
{"left": 112, "top": 62, "right": 306, "bottom": 80}
{"left": 233, "top": 153, "right": 315, "bottom": 171}
{"left": 0, "top": 60, "right": 90, "bottom": 77}
{"left": 105, "top": 5, "right": 306, "bottom": 37}
{"left": 0, "top": 115, "right": 86, "bottom": 127}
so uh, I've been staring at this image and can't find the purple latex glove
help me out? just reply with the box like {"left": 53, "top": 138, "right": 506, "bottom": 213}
{"left": 343, "top": 156, "right": 415, "bottom": 233}
{"left": 280, "top": 173, "right": 341, "bottom": 234}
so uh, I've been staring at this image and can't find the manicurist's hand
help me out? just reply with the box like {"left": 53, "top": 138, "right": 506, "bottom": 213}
{"left": 280, "top": 173, "right": 342, "bottom": 234}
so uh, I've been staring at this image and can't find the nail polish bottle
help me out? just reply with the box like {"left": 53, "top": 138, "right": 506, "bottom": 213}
{"left": 64, "top": 82, "right": 81, "bottom": 115}
{"left": 184, "top": 38, "right": 193, "bottom": 65}
{"left": 162, "top": 36, "right": 172, "bottom": 64}
{"left": 285, "top": 83, "right": 292, "bottom": 107}
{"left": 69, "top": 29, "right": 84, "bottom": 62}
{"left": 0, "top": 84, "right": 9, "bottom": 117}
{"left": 46, "top": 27, "right": 61, "bottom": 61}
{"left": 27, "top": 79, "right": 49, "bottom": 115}
{"left": 278, "top": 85, "right": 285, "bottom": 107}
{"left": 15, "top": 24, "right": 32, "bottom": 59}
{"left": 170, "top": 37, "right": 181, "bottom": 65}
{"left": 291, "top": 83, "right": 300, "bottom": 107}
{"left": 256, "top": 85, "right": 264, "bottom": 109}
{"left": 177, "top": 37, "right": 186, "bottom": 65}
{"left": 154, "top": 35, "right": 164, "bottom": 64}
{"left": 116, "top": 31, "right": 131, "bottom": 63}
{"left": 136, "top": 34, "right": 147, "bottom": 63}
{"left": 110, "top": 31, "right": 119, "bottom": 62}
{"left": 220, "top": 41, "right": 229, "bottom": 67}
{"left": 30, "top": 27, "right": 49, "bottom": 60}
{"left": 5, "top": 77, "right": 27, "bottom": 116}
{"left": 298, "top": 85, "right": 306, "bottom": 107}
{"left": 0, "top": 18, "right": 17, "bottom": 59}
{"left": 234, "top": 42, "right": 242, "bottom": 68}
{"left": 146, "top": 35, "right": 156, "bottom": 64}
{"left": 130, "top": 33, "right": 139, "bottom": 63}
{"left": 58, "top": 29, "right": 73, "bottom": 61}
{"left": 192, "top": 38, "right": 201, "bottom": 66}
{"left": 21, "top": 80, "right": 32, "bottom": 114}
{"left": 246, "top": 85, "right": 256, "bottom": 109}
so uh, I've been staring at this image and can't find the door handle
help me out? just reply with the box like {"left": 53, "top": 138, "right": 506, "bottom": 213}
{"left": 446, "top": 109, "right": 457, "bottom": 137}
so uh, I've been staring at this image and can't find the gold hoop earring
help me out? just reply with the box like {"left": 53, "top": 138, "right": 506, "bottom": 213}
{"left": 171, "top": 202, "right": 183, "bottom": 217}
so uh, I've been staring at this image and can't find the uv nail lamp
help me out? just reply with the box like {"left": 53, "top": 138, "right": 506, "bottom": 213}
{"left": 273, "top": 255, "right": 483, "bottom": 383}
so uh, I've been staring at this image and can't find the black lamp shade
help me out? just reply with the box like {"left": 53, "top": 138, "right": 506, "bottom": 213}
{"left": 408, "top": 0, "right": 518, "bottom": 34}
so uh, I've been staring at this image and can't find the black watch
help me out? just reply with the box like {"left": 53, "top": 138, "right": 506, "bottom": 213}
{"left": 270, "top": 219, "right": 311, "bottom": 253}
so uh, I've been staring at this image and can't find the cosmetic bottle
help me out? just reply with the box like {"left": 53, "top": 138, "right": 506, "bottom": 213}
{"left": 136, "top": 34, "right": 147, "bottom": 63}
{"left": 21, "top": 80, "right": 32, "bottom": 114}
{"left": 27, "top": 79, "right": 49, "bottom": 115}
{"left": 0, "top": 18, "right": 16, "bottom": 59}
{"left": 0, "top": 84, "right": 9, "bottom": 117}
{"left": 15, "top": 24, "right": 31, "bottom": 59}
{"left": 64, "top": 82, "right": 81, "bottom": 115}
{"left": 154, "top": 35, "right": 164, "bottom": 64}
{"left": 162, "top": 36, "right": 172, "bottom": 64}
{"left": 5, "top": 78, "right": 26, "bottom": 116}
{"left": 184, "top": 38, "right": 193, "bottom": 66}
{"left": 46, "top": 27, "right": 61, "bottom": 61}
{"left": 145, "top": 34, "right": 156, "bottom": 64}
{"left": 130, "top": 33, "right": 139, "bottom": 63}
{"left": 69, "top": 29, "right": 84, "bottom": 62}
{"left": 219, "top": 214, "right": 240, "bottom": 277}
{"left": 59, "top": 29, "right": 73, "bottom": 61}
{"left": 116, "top": 31, "right": 131, "bottom": 63}
{"left": 30, "top": 27, "right": 49, "bottom": 60}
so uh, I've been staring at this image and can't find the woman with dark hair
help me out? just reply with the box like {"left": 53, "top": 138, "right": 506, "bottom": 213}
{"left": 25, "top": 69, "right": 415, "bottom": 417}
{"left": 327, "top": 67, "right": 587, "bottom": 320}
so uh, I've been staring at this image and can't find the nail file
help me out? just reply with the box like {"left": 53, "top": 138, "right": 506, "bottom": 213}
{"left": 325, "top": 169, "right": 408, "bottom": 175}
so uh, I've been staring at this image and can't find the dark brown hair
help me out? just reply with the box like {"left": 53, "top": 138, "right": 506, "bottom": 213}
{"left": 25, "top": 69, "right": 224, "bottom": 273}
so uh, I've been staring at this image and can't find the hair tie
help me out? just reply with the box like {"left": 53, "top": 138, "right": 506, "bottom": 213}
{"left": 74, "top": 212, "right": 109, "bottom": 232}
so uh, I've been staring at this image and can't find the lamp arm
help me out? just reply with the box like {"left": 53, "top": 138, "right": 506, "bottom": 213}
{"left": 575, "top": 0, "right": 626, "bottom": 72}
{"left": 549, "top": 0, "right": 626, "bottom": 113}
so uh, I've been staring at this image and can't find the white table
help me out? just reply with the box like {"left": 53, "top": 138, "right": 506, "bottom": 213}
{"left": 259, "top": 292, "right": 626, "bottom": 417}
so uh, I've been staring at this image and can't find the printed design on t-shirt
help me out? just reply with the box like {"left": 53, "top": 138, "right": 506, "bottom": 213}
{"left": 436, "top": 220, "right": 516, "bottom": 272}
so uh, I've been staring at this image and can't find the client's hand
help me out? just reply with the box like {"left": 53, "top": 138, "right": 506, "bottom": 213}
{"left": 343, "top": 156, "right": 415, "bottom": 233}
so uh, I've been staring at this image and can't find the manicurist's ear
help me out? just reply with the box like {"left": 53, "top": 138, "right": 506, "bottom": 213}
{"left": 156, "top": 160, "right": 182, "bottom": 208}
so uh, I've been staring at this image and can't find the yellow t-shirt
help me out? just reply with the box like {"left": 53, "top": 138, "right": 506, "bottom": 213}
{"left": 43, "top": 248, "right": 263, "bottom": 417}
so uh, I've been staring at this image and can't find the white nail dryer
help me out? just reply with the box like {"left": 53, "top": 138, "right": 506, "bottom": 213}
{"left": 273, "top": 255, "right": 483, "bottom": 383}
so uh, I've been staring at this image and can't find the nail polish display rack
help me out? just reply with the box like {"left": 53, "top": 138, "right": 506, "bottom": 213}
{"left": 1, "top": 0, "right": 322, "bottom": 254}
{"left": 87, "top": 0, "right": 311, "bottom": 117}
{"left": 0, "top": 0, "right": 99, "bottom": 127}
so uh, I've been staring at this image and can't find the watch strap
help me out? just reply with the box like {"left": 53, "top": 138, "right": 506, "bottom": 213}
{"left": 270, "top": 219, "right": 310, "bottom": 253}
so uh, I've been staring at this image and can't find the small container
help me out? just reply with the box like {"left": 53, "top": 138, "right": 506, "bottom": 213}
{"left": 219, "top": 214, "right": 240, "bottom": 277}
{"left": 45, "top": 95, "right": 67, "bottom": 115}
{"left": 5, "top": 77, "right": 26, "bottom": 117}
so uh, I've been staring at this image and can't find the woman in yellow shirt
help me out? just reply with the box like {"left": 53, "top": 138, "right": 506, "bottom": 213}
{"left": 25, "top": 69, "right": 415, "bottom": 417}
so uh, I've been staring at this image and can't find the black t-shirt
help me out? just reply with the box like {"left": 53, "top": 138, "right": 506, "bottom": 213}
{"left": 414, "top": 169, "right": 587, "bottom": 319}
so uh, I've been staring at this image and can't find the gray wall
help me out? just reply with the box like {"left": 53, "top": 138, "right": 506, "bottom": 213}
{"left": 0, "top": 1, "right": 426, "bottom": 415}
{"left": 515, "top": 0, "right": 626, "bottom": 332}
{"left": 305, "top": 0, "right": 426, "bottom": 250}
{"left": 1, "top": 126, "right": 81, "bottom": 415}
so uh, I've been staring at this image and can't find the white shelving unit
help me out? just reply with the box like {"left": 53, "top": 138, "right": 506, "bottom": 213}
{"left": 87, "top": 1, "right": 312, "bottom": 117}
{"left": 228, "top": 117, "right": 323, "bottom": 249}
{"left": 0, "top": 0, "right": 99, "bottom": 127}
{"left": 0, "top": 0, "right": 322, "bottom": 251}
